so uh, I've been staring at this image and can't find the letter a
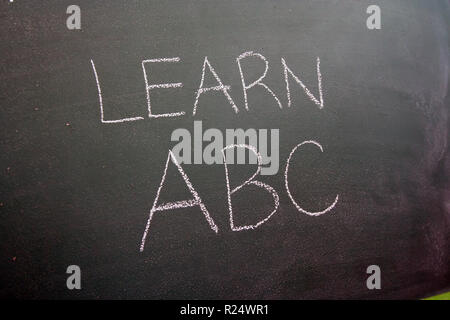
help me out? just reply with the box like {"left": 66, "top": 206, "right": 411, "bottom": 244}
{"left": 366, "top": 265, "right": 381, "bottom": 289}
{"left": 66, "top": 5, "right": 81, "bottom": 30}
{"left": 140, "top": 151, "right": 218, "bottom": 252}
{"left": 66, "top": 265, "right": 81, "bottom": 290}
{"left": 193, "top": 57, "right": 238, "bottom": 115}
{"left": 366, "top": 5, "right": 381, "bottom": 30}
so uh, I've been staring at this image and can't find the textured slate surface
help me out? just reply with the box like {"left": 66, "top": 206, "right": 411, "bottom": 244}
{"left": 0, "top": 0, "right": 448, "bottom": 299}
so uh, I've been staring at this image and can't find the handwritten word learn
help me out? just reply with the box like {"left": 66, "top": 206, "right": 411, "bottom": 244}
{"left": 90, "top": 52, "right": 324, "bottom": 123}
{"left": 140, "top": 142, "right": 339, "bottom": 252}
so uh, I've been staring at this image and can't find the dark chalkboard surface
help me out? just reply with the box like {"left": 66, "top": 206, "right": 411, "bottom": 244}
{"left": 0, "top": 0, "right": 449, "bottom": 299}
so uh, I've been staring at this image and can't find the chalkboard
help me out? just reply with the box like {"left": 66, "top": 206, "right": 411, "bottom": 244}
{"left": 0, "top": 0, "right": 449, "bottom": 299}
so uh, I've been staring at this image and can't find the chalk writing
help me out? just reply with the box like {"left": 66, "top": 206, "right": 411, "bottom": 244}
{"left": 90, "top": 52, "right": 324, "bottom": 123}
